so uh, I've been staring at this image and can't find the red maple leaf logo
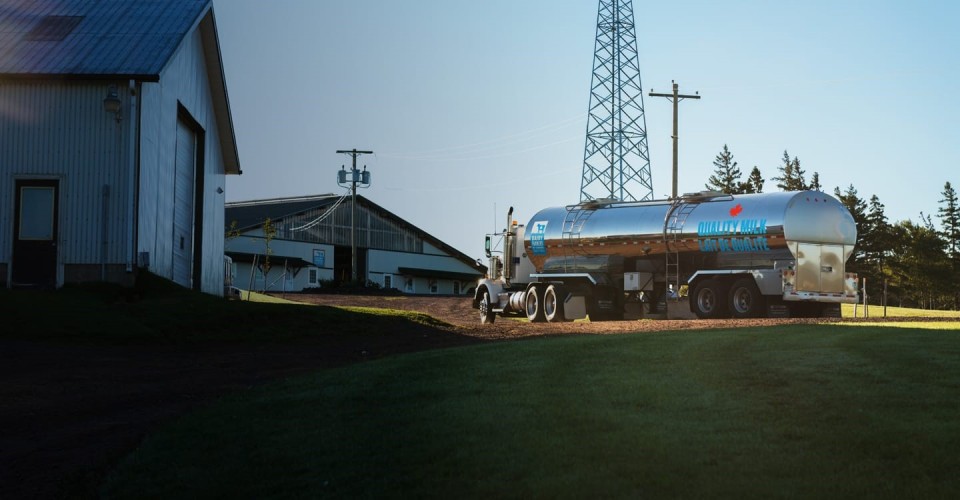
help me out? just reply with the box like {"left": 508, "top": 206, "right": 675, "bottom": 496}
{"left": 729, "top": 203, "right": 743, "bottom": 217}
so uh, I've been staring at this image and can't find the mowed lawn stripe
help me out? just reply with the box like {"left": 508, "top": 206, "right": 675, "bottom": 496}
{"left": 103, "top": 325, "right": 960, "bottom": 498}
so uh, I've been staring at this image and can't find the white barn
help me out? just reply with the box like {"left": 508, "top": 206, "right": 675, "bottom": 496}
{"left": 0, "top": 0, "right": 240, "bottom": 294}
{"left": 225, "top": 195, "right": 486, "bottom": 294}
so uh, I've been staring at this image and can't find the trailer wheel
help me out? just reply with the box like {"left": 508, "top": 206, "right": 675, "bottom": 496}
{"left": 479, "top": 289, "right": 496, "bottom": 324}
{"left": 525, "top": 285, "right": 547, "bottom": 322}
{"left": 729, "top": 277, "right": 765, "bottom": 318}
{"left": 692, "top": 279, "right": 729, "bottom": 319}
{"left": 544, "top": 285, "right": 567, "bottom": 322}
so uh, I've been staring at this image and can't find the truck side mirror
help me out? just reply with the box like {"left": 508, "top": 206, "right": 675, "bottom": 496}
{"left": 484, "top": 235, "right": 492, "bottom": 258}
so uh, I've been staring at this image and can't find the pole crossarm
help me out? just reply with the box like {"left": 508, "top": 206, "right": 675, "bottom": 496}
{"left": 648, "top": 81, "right": 700, "bottom": 199}
{"left": 336, "top": 148, "right": 374, "bottom": 284}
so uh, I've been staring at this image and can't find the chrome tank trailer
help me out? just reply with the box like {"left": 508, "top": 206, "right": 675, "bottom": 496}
{"left": 524, "top": 191, "right": 855, "bottom": 273}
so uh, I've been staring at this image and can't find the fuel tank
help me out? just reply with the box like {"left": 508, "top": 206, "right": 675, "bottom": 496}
{"left": 523, "top": 190, "right": 857, "bottom": 273}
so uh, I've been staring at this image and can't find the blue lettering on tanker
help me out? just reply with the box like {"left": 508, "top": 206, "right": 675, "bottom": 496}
{"left": 697, "top": 217, "right": 769, "bottom": 253}
{"left": 530, "top": 220, "right": 548, "bottom": 255}
{"left": 697, "top": 218, "right": 766, "bottom": 236}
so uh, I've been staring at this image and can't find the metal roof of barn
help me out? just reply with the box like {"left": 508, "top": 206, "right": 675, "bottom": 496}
{"left": 0, "top": 0, "right": 209, "bottom": 79}
{"left": 0, "top": 0, "right": 242, "bottom": 175}
{"left": 225, "top": 194, "right": 344, "bottom": 232}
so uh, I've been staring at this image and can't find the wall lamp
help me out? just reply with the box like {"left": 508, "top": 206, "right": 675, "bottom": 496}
{"left": 103, "top": 85, "right": 122, "bottom": 122}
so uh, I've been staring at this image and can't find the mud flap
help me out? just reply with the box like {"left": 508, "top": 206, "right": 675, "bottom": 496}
{"left": 563, "top": 295, "right": 587, "bottom": 320}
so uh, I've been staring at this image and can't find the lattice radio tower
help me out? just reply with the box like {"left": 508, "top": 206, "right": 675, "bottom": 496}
{"left": 580, "top": 0, "right": 653, "bottom": 202}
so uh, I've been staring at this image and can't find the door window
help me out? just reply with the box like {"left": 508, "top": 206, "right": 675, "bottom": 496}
{"left": 19, "top": 187, "right": 55, "bottom": 240}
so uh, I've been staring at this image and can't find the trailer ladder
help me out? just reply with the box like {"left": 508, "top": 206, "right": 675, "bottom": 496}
{"left": 663, "top": 201, "right": 698, "bottom": 306}
{"left": 561, "top": 206, "right": 596, "bottom": 271}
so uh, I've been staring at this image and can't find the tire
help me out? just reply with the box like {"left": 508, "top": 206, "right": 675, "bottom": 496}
{"left": 691, "top": 279, "right": 729, "bottom": 319}
{"left": 479, "top": 289, "right": 496, "bottom": 324}
{"left": 728, "top": 277, "right": 765, "bottom": 319}
{"left": 544, "top": 285, "right": 567, "bottom": 322}
{"left": 525, "top": 285, "right": 546, "bottom": 323}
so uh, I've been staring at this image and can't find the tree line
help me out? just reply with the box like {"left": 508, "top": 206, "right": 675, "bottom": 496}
{"left": 704, "top": 144, "right": 960, "bottom": 310}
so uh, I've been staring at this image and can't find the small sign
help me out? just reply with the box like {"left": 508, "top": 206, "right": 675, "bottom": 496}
{"left": 313, "top": 249, "right": 325, "bottom": 267}
{"left": 530, "top": 221, "right": 548, "bottom": 255}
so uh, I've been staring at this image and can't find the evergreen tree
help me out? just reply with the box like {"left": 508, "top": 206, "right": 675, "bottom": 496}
{"left": 809, "top": 171, "right": 822, "bottom": 191}
{"left": 834, "top": 185, "right": 868, "bottom": 272}
{"left": 861, "top": 194, "right": 891, "bottom": 295}
{"left": 705, "top": 144, "right": 742, "bottom": 194}
{"left": 772, "top": 150, "right": 807, "bottom": 191}
{"left": 938, "top": 181, "right": 960, "bottom": 257}
{"left": 791, "top": 156, "right": 808, "bottom": 190}
{"left": 744, "top": 166, "right": 764, "bottom": 193}
{"left": 937, "top": 181, "right": 960, "bottom": 309}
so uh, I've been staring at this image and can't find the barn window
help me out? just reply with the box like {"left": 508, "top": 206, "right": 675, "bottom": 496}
{"left": 383, "top": 275, "right": 392, "bottom": 289}
{"left": 404, "top": 278, "right": 414, "bottom": 293}
{"left": 429, "top": 280, "right": 438, "bottom": 294}
{"left": 453, "top": 281, "right": 461, "bottom": 295}
{"left": 308, "top": 268, "right": 318, "bottom": 284}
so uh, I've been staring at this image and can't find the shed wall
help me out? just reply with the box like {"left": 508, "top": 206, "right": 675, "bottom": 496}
{"left": 139, "top": 27, "right": 226, "bottom": 295}
{"left": 0, "top": 80, "right": 133, "bottom": 285}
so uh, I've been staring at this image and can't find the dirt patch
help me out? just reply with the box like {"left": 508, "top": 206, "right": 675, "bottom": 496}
{"left": 284, "top": 293, "right": 848, "bottom": 338}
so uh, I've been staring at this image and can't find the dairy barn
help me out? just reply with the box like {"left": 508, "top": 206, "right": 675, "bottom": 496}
{"left": 0, "top": 0, "right": 241, "bottom": 294}
{"left": 225, "top": 194, "right": 486, "bottom": 294}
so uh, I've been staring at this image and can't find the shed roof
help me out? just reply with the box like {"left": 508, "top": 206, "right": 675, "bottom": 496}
{"left": 225, "top": 194, "right": 486, "bottom": 276}
{"left": 0, "top": 0, "right": 241, "bottom": 175}
{"left": 0, "top": 0, "right": 207, "bottom": 79}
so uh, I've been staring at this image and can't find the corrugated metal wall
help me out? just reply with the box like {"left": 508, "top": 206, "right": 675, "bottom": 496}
{"left": 139, "top": 27, "right": 227, "bottom": 295}
{"left": 0, "top": 79, "right": 132, "bottom": 275}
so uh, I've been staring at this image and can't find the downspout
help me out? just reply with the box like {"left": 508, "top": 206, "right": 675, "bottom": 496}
{"left": 126, "top": 80, "right": 141, "bottom": 274}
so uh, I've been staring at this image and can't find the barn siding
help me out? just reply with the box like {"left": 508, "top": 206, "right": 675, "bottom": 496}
{"left": 227, "top": 232, "right": 335, "bottom": 292}
{"left": 0, "top": 79, "right": 134, "bottom": 285}
{"left": 139, "top": 27, "right": 226, "bottom": 295}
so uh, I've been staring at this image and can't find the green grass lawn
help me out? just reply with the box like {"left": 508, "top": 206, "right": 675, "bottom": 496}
{"left": 103, "top": 324, "right": 960, "bottom": 498}
{"left": 843, "top": 302, "right": 960, "bottom": 318}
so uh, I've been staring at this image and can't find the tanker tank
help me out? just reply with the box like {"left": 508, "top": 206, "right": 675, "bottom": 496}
{"left": 523, "top": 190, "right": 857, "bottom": 276}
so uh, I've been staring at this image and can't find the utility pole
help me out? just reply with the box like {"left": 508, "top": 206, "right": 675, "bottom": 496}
{"left": 336, "top": 148, "right": 373, "bottom": 283}
{"left": 649, "top": 81, "right": 700, "bottom": 199}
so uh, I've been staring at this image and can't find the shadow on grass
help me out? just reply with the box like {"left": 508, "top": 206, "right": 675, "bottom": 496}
{"left": 0, "top": 271, "right": 457, "bottom": 344}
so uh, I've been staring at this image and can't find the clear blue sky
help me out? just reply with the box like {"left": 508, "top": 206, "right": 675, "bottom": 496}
{"left": 214, "top": 0, "right": 959, "bottom": 261}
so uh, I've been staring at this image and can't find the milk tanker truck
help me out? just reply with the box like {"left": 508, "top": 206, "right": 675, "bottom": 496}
{"left": 473, "top": 190, "right": 859, "bottom": 323}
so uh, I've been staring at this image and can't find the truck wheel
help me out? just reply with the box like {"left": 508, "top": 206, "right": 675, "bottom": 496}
{"left": 544, "top": 285, "right": 567, "bottom": 322}
{"left": 692, "top": 279, "right": 729, "bottom": 319}
{"left": 525, "top": 285, "right": 547, "bottom": 323}
{"left": 729, "top": 277, "right": 765, "bottom": 318}
{"left": 479, "top": 289, "right": 496, "bottom": 324}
